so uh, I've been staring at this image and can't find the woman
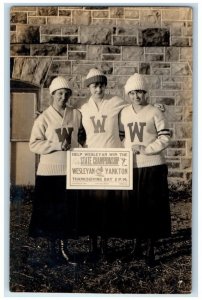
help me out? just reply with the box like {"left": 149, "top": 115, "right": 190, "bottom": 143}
{"left": 29, "top": 76, "right": 84, "bottom": 265}
{"left": 119, "top": 73, "right": 171, "bottom": 266}
{"left": 78, "top": 68, "right": 128, "bottom": 257}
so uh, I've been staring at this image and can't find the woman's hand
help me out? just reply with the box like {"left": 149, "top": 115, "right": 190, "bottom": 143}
{"left": 61, "top": 139, "right": 71, "bottom": 151}
{"left": 132, "top": 144, "right": 146, "bottom": 155}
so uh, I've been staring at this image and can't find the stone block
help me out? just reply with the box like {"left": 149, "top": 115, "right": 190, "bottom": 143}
{"left": 92, "top": 19, "right": 116, "bottom": 25}
{"left": 155, "top": 97, "right": 175, "bottom": 106}
{"left": 10, "top": 32, "right": 17, "bottom": 44}
{"left": 171, "top": 37, "right": 190, "bottom": 47}
{"left": 10, "top": 12, "right": 27, "bottom": 24}
{"left": 175, "top": 91, "right": 192, "bottom": 106}
{"left": 41, "top": 25, "right": 61, "bottom": 35}
{"left": 80, "top": 26, "right": 112, "bottom": 44}
{"left": 168, "top": 171, "right": 184, "bottom": 178}
{"left": 171, "top": 63, "right": 191, "bottom": 76}
{"left": 72, "top": 10, "right": 91, "bottom": 25}
{"left": 165, "top": 47, "right": 180, "bottom": 62}
{"left": 49, "top": 61, "right": 71, "bottom": 75}
{"left": 145, "top": 47, "right": 164, "bottom": 54}
{"left": 99, "top": 62, "right": 114, "bottom": 74}
{"left": 181, "top": 77, "right": 192, "bottom": 91}
{"left": 167, "top": 149, "right": 186, "bottom": 157}
{"left": 69, "top": 45, "right": 86, "bottom": 51}
{"left": 37, "top": 7, "right": 58, "bottom": 16}
{"left": 40, "top": 36, "right": 78, "bottom": 44}
{"left": 72, "top": 64, "right": 98, "bottom": 75}
{"left": 139, "top": 63, "right": 150, "bottom": 75}
{"left": 12, "top": 58, "right": 24, "bottom": 79}
{"left": 59, "top": 10, "right": 71, "bottom": 17}
{"left": 88, "top": 45, "right": 102, "bottom": 60}
{"left": 175, "top": 123, "right": 192, "bottom": 139}
{"left": 114, "top": 66, "right": 138, "bottom": 76}
{"left": 139, "top": 9, "right": 161, "bottom": 26}
{"left": 182, "top": 26, "right": 192, "bottom": 36}
{"left": 162, "top": 82, "right": 181, "bottom": 90}
{"left": 10, "top": 44, "right": 30, "bottom": 56}
{"left": 20, "top": 58, "right": 39, "bottom": 82}
{"left": 164, "top": 106, "right": 183, "bottom": 122}
{"left": 47, "top": 17, "right": 71, "bottom": 25}
{"left": 11, "top": 6, "right": 36, "bottom": 12}
{"left": 110, "top": 7, "right": 124, "bottom": 18}
{"left": 125, "top": 9, "right": 139, "bottom": 19}
{"left": 30, "top": 44, "right": 67, "bottom": 56}
{"left": 145, "top": 54, "right": 164, "bottom": 62}
{"left": 28, "top": 17, "right": 46, "bottom": 25}
{"left": 151, "top": 68, "right": 170, "bottom": 76}
{"left": 102, "top": 54, "right": 121, "bottom": 61}
{"left": 62, "top": 25, "right": 79, "bottom": 35}
{"left": 92, "top": 11, "right": 109, "bottom": 18}
{"left": 147, "top": 75, "right": 161, "bottom": 90}
{"left": 169, "top": 140, "right": 186, "bottom": 148}
{"left": 68, "top": 52, "right": 86, "bottom": 60}
{"left": 16, "top": 25, "right": 40, "bottom": 43}
{"left": 139, "top": 28, "right": 170, "bottom": 46}
{"left": 116, "top": 26, "right": 138, "bottom": 35}
{"left": 162, "top": 8, "right": 192, "bottom": 21}
{"left": 180, "top": 47, "right": 192, "bottom": 60}
{"left": 103, "top": 46, "right": 121, "bottom": 54}
{"left": 117, "top": 19, "right": 140, "bottom": 27}
{"left": 113, "top": 36, "right": 137, "bottom": 46}
{"left": 122, "top": 47, "right": 144, "bottom": 61}
{"left": 162, "top": 21, "right": 185, "bottom": 36}
{"left": 32, "top": 58, "right": 52, "bottom": 85}
{"left": 181, "top": 158, "right": 192, "bottom": 170}
{"left": 167, "top": 162, "right": 181, "bottom": 169}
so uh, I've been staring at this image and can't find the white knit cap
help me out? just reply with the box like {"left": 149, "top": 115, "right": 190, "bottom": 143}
{"left": 49, "top": 76, "right": 72, "bottom": 95}
{"left": 85, "top": 68, "right": 107, "bottom": 87}
{"left": 124, "top": 73, "right": 148, "bottom": 95}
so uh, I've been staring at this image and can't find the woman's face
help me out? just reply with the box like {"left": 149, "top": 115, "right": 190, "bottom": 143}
{"left": 89, "top": 82, "right": 106, "bottom": 101}
{"left": 52, "top": 88, "right": 71, "bottom": 110}
{"left": 128, "top": 90, "right": 147, "bottom": 106}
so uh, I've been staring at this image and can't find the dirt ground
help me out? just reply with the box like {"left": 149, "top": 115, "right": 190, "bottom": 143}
{"left": 9, "top": 191, "right": 192, "bottom": 294}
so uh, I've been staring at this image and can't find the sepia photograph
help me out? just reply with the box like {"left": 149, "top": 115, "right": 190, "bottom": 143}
{"left": 8, "top": 3, "right": 193, "bottom": 295}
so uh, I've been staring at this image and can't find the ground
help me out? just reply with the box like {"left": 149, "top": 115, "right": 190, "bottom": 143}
{"left": 9, "top": 189, "right": 192, "bottom": 294}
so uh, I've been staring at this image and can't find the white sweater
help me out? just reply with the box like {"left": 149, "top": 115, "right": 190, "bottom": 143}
{"left": 79, "top": 96, "right": 127, "bottom": 148}
{"left": 119, "top": 104, "right": 171, "bottom": 168}
{"left": 29, "top": 105, "right": 82, "bottom": 175}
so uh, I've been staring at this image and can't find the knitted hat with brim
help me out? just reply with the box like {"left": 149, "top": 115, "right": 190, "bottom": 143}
{"left": 49, "top": 76, "right": 72, "bottom": 95}
{"left": 85, "top": 68, "right": 107, "bottom": 87}
{"left": 124, "top": 73, "right": 148, "bottom": 95}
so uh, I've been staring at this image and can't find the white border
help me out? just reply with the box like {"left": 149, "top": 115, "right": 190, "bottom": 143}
{"left": 1, "top": 0, "right": 200, "bottom": 299}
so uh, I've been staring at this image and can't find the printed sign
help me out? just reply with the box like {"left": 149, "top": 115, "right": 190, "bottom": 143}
{"left": 66, "top": 148, "right": 133, "bottom": 190}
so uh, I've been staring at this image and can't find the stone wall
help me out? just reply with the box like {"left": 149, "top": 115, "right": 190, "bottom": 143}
{"left": 10, "top": 6, "right": 193, "bottom": 189}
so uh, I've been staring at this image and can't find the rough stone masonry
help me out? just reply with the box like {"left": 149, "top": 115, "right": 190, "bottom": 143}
{"left": 10, "top": 6, "right": 193, "bottom": 190}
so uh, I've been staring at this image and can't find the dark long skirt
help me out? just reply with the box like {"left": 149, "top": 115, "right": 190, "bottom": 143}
{"left": 129, "top": 164, "right": 171, "bottom": 239}
{"left": 78, "top": 189, "right": 131, "bottom": 238}
{"left": 29, "top": 176, "right": 79, "bottom": 239}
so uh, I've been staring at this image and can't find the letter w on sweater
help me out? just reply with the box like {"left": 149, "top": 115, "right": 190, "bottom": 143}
{"left": 127, "top": 122, "right": 146, "bottom": 142}
{"left": 90, "top": 115, "right": 107, "bottom": 133}
{"left": 55, "top": 127, "right": 73, "bottom": 144}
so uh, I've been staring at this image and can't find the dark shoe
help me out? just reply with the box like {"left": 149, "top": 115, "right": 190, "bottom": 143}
{"left": 145, "top": 238, "right": 156, "bottom": 267}
{"left": 100, "top": 237, "right": 108, "bottom": 256}
{"left": 132, "top": 238, "right": 142, "bottom": 257}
